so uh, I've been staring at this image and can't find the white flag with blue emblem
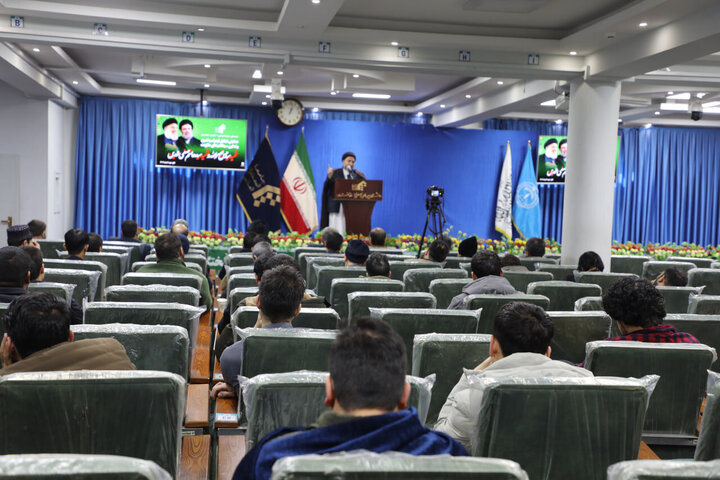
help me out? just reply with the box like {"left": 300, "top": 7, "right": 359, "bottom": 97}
{"left": 512, "top": 142, "right": 542, "bottom": 239}
{"left": 494, "top": 141, "right": 513, "bottom": 239}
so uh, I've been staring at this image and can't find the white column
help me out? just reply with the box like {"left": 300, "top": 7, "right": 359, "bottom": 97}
{"left": 560, "top": 78, "right": 621, "bottom": 269}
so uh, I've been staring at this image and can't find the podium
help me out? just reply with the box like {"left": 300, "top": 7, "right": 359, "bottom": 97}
{"left": 333, "top": 179, "right": 383, "bottom": 235}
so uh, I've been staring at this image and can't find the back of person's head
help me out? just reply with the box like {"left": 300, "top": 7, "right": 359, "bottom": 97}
{"left": 493, "top": 302, "right": 553, "bottom": 357}
{"left": 329, "top": 317, "right": 406, "bottom": 411}
{"left": 322, "top": 228, "right": 343, "bottom": 252}
{"left": 27, "top": 219, "right": 46, "bottom": 238}
{"left": 176, "top": 233, "right": 190, "bottom": 255}
{"left": 4, "top": 292, "right": 71, "bottom": 359}
{"left": 427, "top": 239, "right": 449, "bottom": 262}
{"left": 663, "top": 267, "right": 688, "bottom": 287}
{"left": 22, "top": 246, "right": 43, "bottom": 281}
{"left": 247, "top": 219, "right": 270, "bottom": 236}
{"left": 88, "top": 233, "right": 103, "bottom": 253}
{"left": 7, "top": 225, "right": 32, "bottom": 247}
{"left": 525, "top": 237, "right": 545, "bottom": 257}
{"left": 242, "top": 231, "right": 258, "bottom": 250}
{"left": 171, "top": 219, "right": 189, "bottom": 236}
{"left": 263, "top": 253, "right": 300, "bottom": 273}
{"left": 0, "top": 247, "right": 31, "bottom": 286}
{"left": 253, "top": 252, "right": 275, "bottom": 281}
{"left": 345, "top": 239, "right": 370, "bottom": 265}
{"left": 500, "top": 254, "right": 522, "bottom": 267}
{"left": 366, "top": 252, "right": 390, "bottom": 277}
{"left": 154, "top": 233, "right": 182, "bottom": 260}
{"left": 368, "top": 228, "right": 386, "bottom": 247}
{"left": 578, "top": 251, "right": 604, "bottom": 272}
{"left": 252, "top": 241, "right": 273, "bottom": 259}
{"left": 64, "top": 228, "right": 89, "bottom": 255}
{"left": 471, "top": 250, "right": 502, "bottom": 278}
{"left": 258, "top": 265, "right": 305, "bottom": 322}
{"left": 458, "top": 236, "right": 478, "bottom": 258}
{"left": 121, "top": 219, "right": 138, "bottom": 238}
{"left": 603, "top": 277, "right": 665, "bottom": 328}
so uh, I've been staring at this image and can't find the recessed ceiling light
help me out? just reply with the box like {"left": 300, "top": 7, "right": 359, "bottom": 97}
{"left": 330, "top": 91, "right": 337, "bottom": 95}
{"left": 668, "top": 91, "right": 674, "bottom": 95}
{"left": 204, "top": 64, "right": 211, "bottom": 68}
{"left": 663, "top": 67, "right": 671, "bottom": 72}
{"left": 136, "top": 78, "right": 177, "bottom": 86}
{"left": 391, "top": 41, "right": 398, "bottom": 46}
{"left": 617, "top": 118, "right": 623, "bottom": 123}
{"left": 204, "top": 84, "right": 210, "bottom": 88}
{"left": 277, "top": 71, "right": 284, "bottom": 75}
{"left": 465, "top": 94, "right": 471, "bottom": 99}
{"left": 638, "top": 22, "right": 648, "bottom": 27}
{"left": 541, "top": 100, "right": 556, "bottom": 107}
{"left": 312, "top": 107, "right": 319, "bottom": 112}
{"left": 353, "top": 74, "right": 359, "bottom": 78}
{"left": 252, "top": 69, "right": 262, "bottom": 79}
{"left": 262, "top": 101, "right": 267, "bottom": 105}
{"left": 645, "top": 123, "right": 653, "bottom": 128}
{"left": 417, "top": 112, "right": 423, "bottom": 116}
{"left": 654, "top": 111, "right": 660, "bottom": 115}
{"left": 32, "top": 47, "right": 39, "bottom": 52}
{"left": 265, "top": 94, "right": 271, "bottom": 98}
{"left": 497, "top": 81, "right": 504, "bottom": 85}
{"left": 352, "top": 92, "right": 391, "bottom": 99}
{"left": 697, "top": 92, "right": 707, "bottom": 98}
{"left": 202, "top": 100, "right": 208, "bottom": 105}
{"left": 72, "top": 80, "right": 79, "bottom": 85}
{"left": 569, "top": 51, "right": 577, "bottom": 56}
{"left": 440, "top": 104, "right": 446, "bottom": 108}
{"left": 555, "top": 119, "right": 563, "bottom": 124}
{"left": 312, "top": 0, "right": 320, "bottom": 4}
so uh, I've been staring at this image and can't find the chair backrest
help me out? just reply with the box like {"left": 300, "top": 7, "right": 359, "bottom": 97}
{"left": 502, "top": 270, "right": 553, "bottom": 294}
{"left": 228, "top": 286, "right": 259, "bottom": 315}
{"left": 576, "top": 272, "right": 636, "bottom": 295}
{"left": 463, "top": 294, "right": 550, "bottom": 333}
{"left": 145, "top": 254, "right": 206, "bottom": 273}
{"left": 0, "top": 371, "right": 184, "bottom": 478}
{"left": 443, "top": 256, "right": 473, "bottom": 269}
{"left": 270, "top": 452, "right": 529, "bottom": 480}
{"left": 43, "top": 268, "right": 102, "bottom": 304}
{"left": 403, "top": 268, "right": 467, "bottom": 293}
{"left": 132, "top": 261, "right": 202, "bottom": 273}
{"left": 224, "top": 253, "right": 255, "bottom": 268}
{"left": 389, "top": 260, "right": 440, "bottom": 282}
{"left": 642, "top": 261, "right": 695, "bottom": 281}
{"left": 122, "top": 272, "right": 202, "bottom": 291}
{"left": 665, "top": 313, "right": 720, "bottom": 372}
{"left": 0, "top": 303, "right": 9, "bottom": 338}
{"left": 104, "top": 284, "right": 200, "bottom": 307}
{"left": 225, "top": 265, "right": 255, "bottom": 276}
{"left": 188, "top": 243, "right": 209, "bottom": 255}
{"left": 43, "top": 259, "right": 107, "bottom": 301}
{"left": 27, "top": 282, "right": 75, "bottom": 304}
{"left": 307, "top": 257, "right": 346, "bottom": 289}
{"left": 370, "top": 308, "right": 480, "bottom": 372}
{"left": 36, "top": 239, "right": 65, "bottom": 260}
{"left": 228, "top": 273, "right": 258, "bottom": 291}
{"left": 329, "top": 278, "right": 404, "bottom": 320}
{"left": 429, "top": 278, "right": 472, "bottom": 309}
{"left": 0, "top": 453, "right": 173, "bottom": 479}
{"left": 103, "top": 241, "right": 146, "bottom": 266}
{"left": 689, "top": 295, "right": 720, "bottom": 315}
{"left": 610, "top": 255, "right": 651, "bottom": 276}
{"left": 298, "top": 252, "right": 343, "bottom": 279}
{"left": 231, "top": 306, "right": 341, "bottom": 334}
{"left": 527, "top": 281, "right": 602, "bottom": 311}
{"left": 411, "top": 333, "right": 491, "bottom": 425}
{"left": 546, "top": 311, "right": 613, "bottom": 364}
{"left": 574, "top": 296, "right": 604, "bottom": 311}
{"left": 535, "top": 264, "right": 576, "bottom": 280}
{"left": 62, "top": 251, "right": 127, "bottom": 284}
{"left": 293, "top": 246, "right": 331, "bottom": 259}
{"left": 585, "top": 341, "right": 716, "bottom": 436}
{"left": 688, "top": 268, "right": 720, "bottom": 295}
{"left": 518, "top": 256, "right": 557, "bottom": 271}
{"left": 316, "top": 266, "right": 367, "bottom": 298}
{"left": 473, "top": 376, "right": 650, "bottom": 480}
{"left": 655, "top": 286, "right": 702, "bottom": 314}
{"left": 666, "top": 256, "right": 715, "bottom": 269}
{"left": 695, "top": 382, "right": 720, "bottom": 461}
{"left": 347, "top": 291, "right": 434, "bottom": 324}
{"left": 608, "top": 459, "right": 720, "bottom": 479}
{"left": 71, "top": 323, "right": 190, "bottom": 380}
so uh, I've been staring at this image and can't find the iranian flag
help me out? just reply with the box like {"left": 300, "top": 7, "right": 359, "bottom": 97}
{"left": 280, "top": 132, "right": 318, "bottom": 233}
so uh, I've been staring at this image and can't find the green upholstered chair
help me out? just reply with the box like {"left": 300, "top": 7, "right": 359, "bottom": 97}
{"left": 316, "top": 266, "right": 367, "bottom": 298}
{"left": 429, "top": 278, "right": 472, "bottom": 309}
{"left": 270, "top": 452, "right": 529, "bottom": 480}
{"left": 298, "top": 252, "right": 343, "bottom": 280}
{"left": 0, "top": 454, "right": 172, "bottom": 479}
{"left": 145, "top": 254, "right": 207, "bottom": 273}
{"left": 607, "top": 459, "right": 720, "bottom": 479}
{"left": 43, "top": 268, "right": 102, "bottom": 304}
{"left": 689, "top": 295, "right": 720, "bottom": 315}
{"left": 43, "top": 259, "right": 107, "bottom": 301}
{"left": 713, "top": 262, "right": 720, "bottom": 269}
{"left": 585, "top": 341, "right": 716, "bottom": 446}
{"left": 131, "top": 261, "right": 202, "bottom": 274}
{"left": 463, "top": 294, "right": 550, "bottom": 334}
{"left": 443, "top": 256, "right": 473, "bottom": 269}
{"left": 411, "top": 333, "right": 491, "bottom": 425}
{"left": 228, "top": 273, "right": 259, "bottom": 291}
{"left": 666, "top": 256, "right": 715, "bottom": 269}
{"left": 71, "top": 323, "right": 189, "bottom": 380}
{"left": 502, "top": 270, "right": 553, "bottom": 294}
{"left": 307, "top": 257, "right": 346, "bottom": 289}
{"left": 656, "top": 286, "right": 703, "bottom": 314}
{"left": 641, "top": 261, "right": 695, "bottom": 281}
{"left": 61, "top": 251, "right": 128, "bottom": 284}
{"left": 370, "top": 308, "right": 480, "bottom": 372}
{"left": 347, "top": 291, "right": 434, "bottom": 324}
{"left": 574, "top": 296, "right": 604, "bottom": 311}
{"left": 104, "top": 284, "right": 200, "bottom": 307}
{"left": 102, "top": 241, "right": 145, "bottom": 269}
{"left": 545, "top": 253, "right": 562, "bottom": 261}
{"left": 225, "top": 265, "right": 255, "bottom": 276}
{"left": 460, "top": 262, "right": 471, "bottom": 274}
{"left": 188, "top": 243, "right": 209, "bottom": 256}
{"left": 228, "top": 286, "right": 259, "bottom": 315}
{"left": 389, "top": 260, "right": 440, "bottom": 283}
{"left": 28, "top": 282, "right": 75, "bottom": 303}
{"left": 122, "top": 272, "right": 203, "bottom": 292}
{"left": 0, "top": 371, "right": 184, "bottom": 478}
{"left": 546, "top": 311, "right": 613, "bottom": 364}
{"left": 0, "top": 303, "right": 9, "bottom": 338}
{"left": 688, "top": 268, "right": 720, "bottom": 295}
{"left": 329, "top": 278, "right": 404, "bottom": 320}
{"left": 527, "top": 281, "right": 602, "bottom": 311}
{"left": 228, "top": 246, "right": 249, "bottom": 254}
{"left": 576, "top": 272, "right": 637, "bottom": 295}
{"left": 231, "top": 306, "right": 340, "bottom": 334}
{"left": 224, "top": 253, "right": 255, "bottom": 268}
{"left": 611, "top": 255, "right": 651, "bottom": 276}
{"left": 403, "top": 268, "right": 468, "bottom": 293}
{"left": 472, "top": 376, "right": 651, "bottom": 480}
{"left": 518, "top": 256, "right": 557, "bottom": 271}
{"left": 535, "top": 264, "right": 576, "bottom": 281}
{"left": 695, "top": 383, "right": 720, "bottom": 461}
{"left": 664, "top": 313, "right": 720, "bottom": 372}
{"left": 36, "top": 239, "right": 65, "bottom": 260}
{"left": 292, "top": 246, "right": 330, "bottom": 259}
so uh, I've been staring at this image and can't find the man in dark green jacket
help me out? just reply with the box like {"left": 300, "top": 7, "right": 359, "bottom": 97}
{"left": 137, "top": 233, "right": 213, "bottom": 311}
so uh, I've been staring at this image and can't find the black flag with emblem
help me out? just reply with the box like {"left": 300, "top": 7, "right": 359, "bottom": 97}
{"left": 236, "top": 135, "right": 282, "bottom": 230}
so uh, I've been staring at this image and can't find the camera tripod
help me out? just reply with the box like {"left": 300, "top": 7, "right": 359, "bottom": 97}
{"left": 416, "top": 197, "right": 446, "bottom": 259}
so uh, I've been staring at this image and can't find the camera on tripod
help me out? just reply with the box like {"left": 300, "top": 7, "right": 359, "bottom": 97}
{"left": 417, "top": 185, "right": 446, "bottom": 258}
{"left": 426, "top": 185, "right": 444, "bottom": 210}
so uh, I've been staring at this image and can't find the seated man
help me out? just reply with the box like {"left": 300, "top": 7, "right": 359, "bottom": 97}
{"left": 0, "top": 292, "right": 135, "bottom": 375}
{"left": 524, "top": 237, "right": 545, "bottom": 257}
{"left": 234, "top": 316, "right": 468, "bottom": 479}
{"left": 435, "top": 302, "right": 593, "bottom": 451}
{"left": 322, "top": 227, "right": 344, "bottom": 253}
{"left": 566, "top": 251, "right": 604, "bottom": 281}
{"left": 0, "top": 247, "right": 33, "bottom": 304}
{"left": 344, "top": 239, "right": 369, "bottom": 267}
{"left": 366, "top": 252, "right": 390, "bottom": 278}
{"left": 87, "top": 232, "right": 103, "bottom": 253}
{"left": 110, "top": 219, "right": 151, "bottom": 259}
{"left": 500, "top": 253, "right": 528, "bottom": 272}
{"left": 7, "top": 225, "right": 37, "bottom": 248}
{"left": 213, "top": 264, "right": 305, "bottom": 399}
{"left": 28, "top": 219, "right": 46, "bottom": 240}
{"left": 368, "top": 227, "right": 387, "bottom": 248}
{"left": 22, "top": 246, "right": 83, "bottom": 324}
{"left": 64, "top": 228, "right": 89, "bottom": 260}
{"left": 448, "top": 251, "right": 516, "bottom": 310}
{"left": 137, "top": 233, "right": 213, "bottom": 311}
{"left": 422, "top": 238, "right": 449, "bottom": 263}
{"left": 458, "top": 236, "right": 478, "bottom": 259}
{"left": 652, "top": 267, "right": 688, "bottom": 287}
{"left": 171, "top": 218, "right": 189, "bottom": 236}
{"left": 602, "top": 277, "right": 699, "bottom": 343}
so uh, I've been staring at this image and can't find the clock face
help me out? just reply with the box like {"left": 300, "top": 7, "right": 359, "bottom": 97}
{"left": 276, "top": 98, "right": 304, "bottom": 126}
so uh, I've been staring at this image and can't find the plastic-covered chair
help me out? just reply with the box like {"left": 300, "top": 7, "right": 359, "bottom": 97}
{"left": 225, "top": 265, "right": 254, "bottom": 276}
{"left": 329, "top": 278, "right": 404, "bottom": 320}
{"left": 71, "top": 323, "right": 189, "bottom": 380}
{"left": 0, "top": 371, "right": 184, "bottom": 478}
{"left": 688, "top": 268, "right": 720, "bottom": 295}
{"left": 103, "top": 241, "right": 146, "bottom": 269}
{"left": 224, "top": 253, "right": 255, "bottom": 268}
{"left": 145, "top": 254, "right": 207, "bottom": 273}
{"left": 546, "top": 311, "right": 612, "bottom": 364}
{"left": 536, "top": 264, "right": 576, "bottom": 281}
{"left": 443, "top": 256, "right": 473, "bottom": 269}
{"left": 412, "top": 333, "right": 491, "bottom": 425}
{"left": 62, "top": 251, "right": 128, "bottom": 284}
{"left": 607, "top": 459, "right": 720, "bottom": 479}
{"left": 689, "top": 295, "right": 720, "bottom": 315}
{"left": 664, "top": 313, "right": 720, "bottom": 372}
{"left": 611, "top": 255, "right": 651, "bottom": 276}
{"left": 316, "top": 266, "right": 367, "bottom": 299}
{"left": 463, "top": 294, "right": 550, "bottom": 333}
{"left": 105, "top": 284, "right": 200, "bottom": 307}
{"left": 131, "top": 261, "right": 203, "bottom": 274}
{"left": 307, "top": 257, "right": 346, "bottom": 289}
{"left": 43, "top": 259, "right": 107, "bottom": 301}
{"left": 641, "top": 261, "right": 695, "bottom": 282}
{"left": 527, "top": 281, "right": 602, "bottom": 311}
{"left": 228, "top": 286, "right": 259, "bottom": 315}
{"left": 297, "top": 252, "right": 342, "bottom": 280}
{"left": 36, "top": 239, "right": 65, "bottom": 260}
{"left": 0, "top": 303, "right": 9, "bottom": 338}
{"left": 502, "top": 270, "right": 553, "bottom": 294}
{"left": 231, "top": 306, "right": 340, "bottom": 334}
{"left": 347, "top": 291, "right": 435, "bottom": 324}
{"left": 122, "top": 272, "right": 202, "bottom": 292}
{"left": 0, "top": 454, "right": 172, "bottom": 479}
{"left": 695, "top": 382, "right": 720, "bottom": 461}
{"left": 188, "top": 243, "right": 209, "bottom": 256}
{"left": 574, "top": 296, "right": 604, "bottom": 311}
{"left": 28, "top": 282, "right": 75, "bottom": 304}
{"left": 403, "top": 268, "right": 468, "bottom": 293}
{"left": 228, "top": 273, "right": 258, "bottom": 291}
{"left": 471, "top": 376, "right": 653, "bottom": 480}
{"left": 429, "top": 278, "right": 472, "bottom": 309}
{"left": 43, "top": 268, "right": 102, "bottom": 304}
{"left": 389, "top": 261, "right": 440, "bottom": 283}
{"left": 656, "top": 286, "right": 703, "bottom": 314}
{"left": 576, "top": 272, "right": 636, "bottom": 295}
{"left": 518, "top": 256, "right": 557, "bottom": 272}
{"left": 666, "top": 256, "right": 715, "bottom": 269}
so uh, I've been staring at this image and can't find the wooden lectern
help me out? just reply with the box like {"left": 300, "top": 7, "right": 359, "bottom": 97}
{"left": 333, "top": 179, "right": 383, "bottom": 235}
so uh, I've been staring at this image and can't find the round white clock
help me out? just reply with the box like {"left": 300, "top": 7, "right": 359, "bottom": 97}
{"left": 275, "top": 98, "right": 304, "bottom": 127}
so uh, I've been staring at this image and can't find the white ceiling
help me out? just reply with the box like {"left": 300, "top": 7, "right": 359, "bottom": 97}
{"left": 1, "top": 0, "right": 720, "bottom": 127}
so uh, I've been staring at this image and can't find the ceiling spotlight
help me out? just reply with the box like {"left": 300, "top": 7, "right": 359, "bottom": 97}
{"left": 569, "top": 51, "right": 577, "bottom": 56}
{"left": 262, "top": 101, "right": 267, "bottom": 105}
{"left": 330, "top": 91, "right": 337, "bottom": 95}
{"left": 440, "top": 104, "right": 446, "bottom": 108}
{"left": 617, "top": 118, "right": 623, "bottom": 123}
{"left": 265, "top": 94, "right": 271, "bottom": 98}
{"left": 417, "top": 112, "right": 423, "bottom": 117}
{"left": 663, "top": 67, "right": 671, "bottom": 72}
{"left": 198, "top": 28, "right": 205, "bottom": 31}
{"left": 668, "top": 91, "right": 674, "bottom": 95}
{"left": 72, "top": 80, "right": 79, "bottom": 85}
{"left": 391, "top": 41, "right": 399, "bottom": 46}
{"left": 465, "top": 94, "right": 471, "bottom": 99}
{"left": 644, "top": 123, "right": 652, "bottom": 128}
{"left": 353, "top": 74, "right": 359, "bottom": 78}
{"left": 638, "top": 22, "right": 648, "bottom": 27}
{"left": 252, "top": 69, "right": 262, "bottom": 79}
{"left": 202, "top": 100, "right": 208, "bottom": 105}
{"left": 204, "top": 64, "right": 211, "bottom": 68}
{"left": 555, "top": 119, "right": 563, "bottom": 124}
{"left": 277, "top": 71, "right": 284, "bottom": 75}
{"left": 654, "top": 111, "right": 660, "bottom": 115}
{"left": 497, "top": 80, "right": 504, "bottom": 85}
{"left": 312, "top": 107, "right": 319, "bottom": 112}
{"left": 312, "top": 0, "right": 321, "bottom": 4}
{"left": 204, "top": 84, "right": 210, "bottom": 88}
{"left": 32, "top": 47, "right": 40, "bottom": 52}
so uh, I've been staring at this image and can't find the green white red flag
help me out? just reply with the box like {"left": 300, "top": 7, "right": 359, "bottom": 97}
{"left": 281, "top": 132, "right": 318, "bottom": 233}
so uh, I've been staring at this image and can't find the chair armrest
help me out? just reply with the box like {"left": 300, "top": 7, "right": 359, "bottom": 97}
{"left": 185, "top": 384, "right": 209, "bottom": 428}
{"left": 217, "top": 434, "right": 246, "bottom": 480}
{"left": 190, "top": 324, "right": 211, "bottom": 383}
{"left": 215, "top": 397, "right": 239, "bottom": 428}
{"left": 179, "top": 434, "right": 210, "bottom": 480}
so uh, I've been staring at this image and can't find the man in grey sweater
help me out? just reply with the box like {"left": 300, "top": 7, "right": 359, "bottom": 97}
{"left": 447, "top": 251, "right": 516, "bottom": 309}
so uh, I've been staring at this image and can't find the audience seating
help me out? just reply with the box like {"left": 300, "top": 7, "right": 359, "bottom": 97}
{"left": 307, "top": 257, "right": 345, "bottom": 289}
{"left": 607, "top": 459, "right": 720, "bottom": 479}
{"left": 224, "top": 265, "right": 254, "bottom": 276}
{"left": 611, "top": 255, "right": 651, "bottom": 276}
{"left": 389, "top": 260, "right": 440, "bottom": 282}
{"left": 224, "top": 253, "right": 254, "bottom": 268}
{"left": 463, "top": 294, "right": 550, "bottom": 333}
{"left": 443, "top": 256, "right": 472, "bottom": 269}
{"left": 43, "top": 268, "right": 102, "bottom": 304}
{"left": 666, "top": 256, "right": 715, "bottom": 269}
{"left": 664, "top": 313, "right": 720, "bottom": 372}
{"left": 688, "top": 295, "right": 720, "bottom": 314}
{"left": 585, "top": 341, "right": 716, "bottom": 448}
{"left": 574, "top": 296, "right": 604, "bottom": 311}
{"left": 654, "top": 286, "right": 702, "bottom": 314}
{"left": 428, "top": 278, "right": 472, "bottom": 309}
{"left": 0, "top": 371, "right": 185, "bottom": 478}
{"left": 297, "top": 252, "right": 343, "bottom": 280}
{"left": 329, "top": 278, "right": 404, "bottom": 320}
{"left": 347, "top": 291, "right": 435, "bottom": 323}
{"left": 502, "top": 270, "right": 553, "bottom": 293}
{"left": 411, "top": 333, "right": 491, "bottom": 425}
{"left": 527, "top": 280, "right": 602, "bottom": 311}
{"left": 131, "top": 261, "right": 203, "bottom": 274}
{"left": 145, "top": 254, "right": 207, "bottom": 273}
{"left": 227, "top": 246, "right": 250, "bottom": 255}
{"left": 43, "top": 259, "right": 107, "bottom": 301}
{"left": 641, "top": 261, "right": 695, "bottom": 282}
{"left": 227, "top": 273, "right": 258, "bottom": 291}
{"left": 519, "top": 256, "right": 557, "bottom": 271}
{"left": 188, "top": 244, "right": 209, "bottom": 256}
{"left": 695, "top": 382, "right": 720, "bottom": 461}
{"left": 228, "top": 286, "right": 259, "bottom": 315}
{"left": 471, "top": 376, "right": 651, "bottom": 480}
{"left": 315, "top": 266, "right": 367, "bottom": 299}
{"left": 28, "top": 282, "right": 74, "bottom": 303}
{"left": 546, "top": 311, "right": 613, "bottom": 364}
{"left": 230, "top": 306, "right": 341, "bottom": 333}
{"left": 688, "top": 268, "right": 720, "bottom": 295}
{"left": 370, "top": 308, "right": 480, "bottom": 371}
{"left": 61, "top": 251, "right": 127, "bottom": 283}
{"left": 122, "top": 272, "right": 203, "bottom": 292}
{"left": 459, "top": 262, "right": 471, "bottom": 274}
{"left": 576, "top": 272, "right": 636, "bottom": 295}
{"left": 0, "top": 303, "right": 8, "bottom": 337}
{"left": 35, "top": 239, "right": 65, "bottom": 260}
{"left": 292, "top": 246, "right": 329, "bottom": 259}
{"left": 403, "top": 268, "right": 468, "bottom": 293}
{"left": 0, "top": 454, "right": 173, "bottom": 479}
{"left": 102, "top": 241, "right": 145, "bottom": 269}
{"left": 535, "top": 264, "right": 576, "bottom": 281}
{"left": 105, "top": 284, "right": 200, "bottom": 307}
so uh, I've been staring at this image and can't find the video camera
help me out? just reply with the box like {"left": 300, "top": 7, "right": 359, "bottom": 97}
{"left": 426, "top": 185, "right": 444, "bottom": 210}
